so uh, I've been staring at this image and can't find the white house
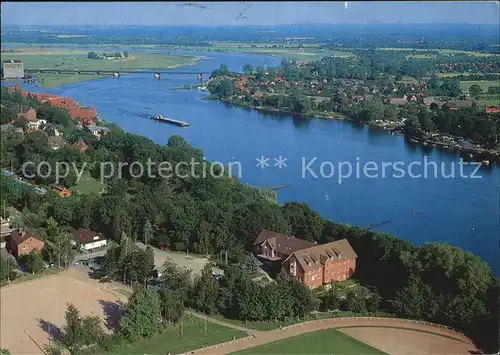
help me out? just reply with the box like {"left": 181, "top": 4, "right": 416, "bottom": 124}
{"left": 85, "top": 126, "right": 110, "bottom": 139}
{"left": 74, "top": 228, "right": 107, "bottom": 251}
{"left": 27, "top": 119, "right": 47, "bottom": 130}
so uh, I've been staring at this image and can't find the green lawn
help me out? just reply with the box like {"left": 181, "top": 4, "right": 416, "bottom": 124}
{"left": 70, "top": 173, "right": 106, "bottom": 195}
{"left": 112, "top": 314, "right": 247, "bottom": 354}
{"left": 35, "top": 73, "right": 110, "bottom": 88}
{"left": 477, "top": 97, "right": 500, "bottom": 107}
{"left": 396, "top": 76, "right": 417, "bottom": 84}
{"left": 232, "top": 328, "right": 385, "bottom": 355}
{"left": 210, "top": 314, "right": 283, "bottom": 331}
{"left": 459, "top": 80, "right": 499, "bottom": 92}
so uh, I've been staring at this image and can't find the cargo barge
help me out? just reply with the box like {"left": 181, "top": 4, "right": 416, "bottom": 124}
{"left": 151, "top": 114, "right": 189, "bottom": 127}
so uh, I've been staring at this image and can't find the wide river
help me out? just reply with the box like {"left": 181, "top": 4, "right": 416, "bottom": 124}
{"left": 9, "top": 50, "right": 500, "bottom": 274}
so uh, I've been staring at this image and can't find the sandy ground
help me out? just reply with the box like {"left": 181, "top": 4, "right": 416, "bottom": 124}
{"left": 136, "top": 242, "right": 209, "bottom": 276}
{"left": 339, "top": 327, "right": 474, "bottom": 355}
{"left": 185, "top": 317, "right": 477, "bottom": 355}
{"left": 0, "top": 269, "right": 127, "bottom": 354}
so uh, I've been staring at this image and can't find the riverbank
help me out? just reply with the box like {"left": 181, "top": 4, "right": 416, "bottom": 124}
{"left": 207, "top": 96, "right": 499, "bottom": 160}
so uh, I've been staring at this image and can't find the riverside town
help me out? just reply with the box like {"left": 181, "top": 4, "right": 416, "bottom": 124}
{"left": 0, "top": 2, "right": 498, "bottom": 355}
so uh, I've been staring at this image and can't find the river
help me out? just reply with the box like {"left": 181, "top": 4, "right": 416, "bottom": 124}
{"left": 6, "top": 49, "right": 499, "bottom": 274}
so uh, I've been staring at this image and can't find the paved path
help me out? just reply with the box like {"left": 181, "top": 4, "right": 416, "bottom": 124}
{"left": 180, "top": 315, "right": 477, "bottom": 355}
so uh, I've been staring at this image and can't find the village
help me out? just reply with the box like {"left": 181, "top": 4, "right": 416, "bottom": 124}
{"left": 207, "top": 55, "right": 500, "bottom": 158}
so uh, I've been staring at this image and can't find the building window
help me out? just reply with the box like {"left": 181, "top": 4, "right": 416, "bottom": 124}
{"left": 290, "top": 261, "right": 296, "bottom": 276}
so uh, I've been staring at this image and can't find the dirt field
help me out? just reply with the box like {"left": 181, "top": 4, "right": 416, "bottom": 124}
{"left": 0, "top": 269, "right": 128, "bottom": 354}
{"left": 339, "top": 326, "right": 473, "bottom": 355}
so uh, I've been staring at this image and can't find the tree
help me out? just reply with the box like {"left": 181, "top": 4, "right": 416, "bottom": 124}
{"left": 143, "top": 220, "right": 153, "bottom": 244}
{"left": 45, "top": 230, "right": 75, "bottom": 268}
{"left": 60, "top": 303, "right": 103, "bottom": 352}
{"left": 468, "top": 84, "right": 483, "bottom": 97}
{"left": 243, "top": 64, "right": 253, "bottom": 75}
{"left": 62, "top": 303, "right": 84, "bottom": 353}
{"left": 0, "top": 258, "right": 14, "bottom": 281}
{"left": 191, "top": 264, "right": 218, "bottom": 315}
{"left": 80, "top": 315, "right": 104, "bottom": 347}
{"left": 23, "top": 251, "right": 44, "bottom": 274}
{"left": 344, "top": 289, "right": 367, "bottom": 313}
{"left": 123, "top": 51, "right": 129, "bottom": 58}
{"left": 0, "top": 349, "right": 11, "bottom": 355}
{"left": 160, "top": 260, "right": 192, "bottom": 302}
{"left": 159, "top": 287, "right": 185, "bottom": 323}
{"left": 119, "top": 287, "right": 163, "bottom": 341}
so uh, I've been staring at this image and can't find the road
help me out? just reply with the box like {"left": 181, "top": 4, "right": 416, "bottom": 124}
{"left": 72, "top": 248, "right": 108, "bottom": 264}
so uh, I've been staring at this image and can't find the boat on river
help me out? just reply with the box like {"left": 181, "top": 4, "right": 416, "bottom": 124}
{"left": 150, "top": 114, "right": 190, "bottom": 127}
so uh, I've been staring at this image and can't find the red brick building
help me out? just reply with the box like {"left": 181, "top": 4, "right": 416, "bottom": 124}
{"left": 8, "top": 228, "right": 45, "bottom": 257}
{"left": 253, "top": 230, "right": 358, "bottom": 289}
{"left": 282, "top": 239, "right": 357, "bottom": 288}
{"left": 253, "top": 230, "right": 316, "bottom": 261}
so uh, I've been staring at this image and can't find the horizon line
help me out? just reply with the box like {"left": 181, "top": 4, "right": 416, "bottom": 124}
{"left": 2, "top": 22, "right": 499, "bottom": 27}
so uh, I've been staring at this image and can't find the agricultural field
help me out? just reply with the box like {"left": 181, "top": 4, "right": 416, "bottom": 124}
{"left": 1, "top": 50, "right": 201, "bottom": 87}
{"left": 437, "top": 72, "right": 473, "bottom": 78}
{"left": 378, "top": 47, "right": 498, "bottom": 57}
{"left": 232, "top": 328, "right": 384, "bottom": 355}
{"left": 459, "top": 80, "right": 499, "bottom": 92}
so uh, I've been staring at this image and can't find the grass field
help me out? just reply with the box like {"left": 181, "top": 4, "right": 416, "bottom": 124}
{"left": 110, "top": 314, "right": 247, "bottom": 354}
{"left": 231, "top": 328, "right": 385, "bottom": 355}
{"left": 1, "top": 50, "right": 201, "bottom": 87}
{"left": 36, "top": 73, "right": 110, "bottom": 88}
{"left": 396, "top": 75, "right": 418, "bottom": 84}
{"left": 477, "top": 97, "right": 500, "bottom": 106}
{"left": 3, "top": 42, "right": 351, "bottom": 62}
{"left": 459, "top": 80, "right": 499, "bottom": 92}
{"left": 70, "top": 172, "right": 106, "bottom": 195}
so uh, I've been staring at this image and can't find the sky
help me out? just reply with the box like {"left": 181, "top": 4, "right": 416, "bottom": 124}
{"left": 1, "top": 1, "right": 499, "bottom": 26}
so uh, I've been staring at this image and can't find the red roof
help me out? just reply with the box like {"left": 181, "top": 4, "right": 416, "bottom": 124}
{"left": 485, "top": 106, "right": 500, "bottom": 114}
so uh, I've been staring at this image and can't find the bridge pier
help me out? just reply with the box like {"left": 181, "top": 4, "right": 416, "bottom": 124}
{"left": 154, "top": 73, "right": 160, "bottom": 80}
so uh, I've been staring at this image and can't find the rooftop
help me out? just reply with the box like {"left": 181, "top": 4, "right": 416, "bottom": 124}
{"left": 289, "top": 239, "right": 358, "bottom": 272}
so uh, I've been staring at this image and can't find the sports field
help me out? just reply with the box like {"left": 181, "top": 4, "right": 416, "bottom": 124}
{"left": 232, "top": 328, "right": 384, "bottom": 354}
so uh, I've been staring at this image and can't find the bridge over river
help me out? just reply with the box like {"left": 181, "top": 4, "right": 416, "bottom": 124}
{"left": 24, "top": 68, "right": 212, "bottom": 79}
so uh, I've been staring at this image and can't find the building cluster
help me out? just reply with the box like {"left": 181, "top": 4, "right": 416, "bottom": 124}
{"left": 0, "top": 216, "right": 108, "bottom": 261}
{"left": 5, "top": 85, "right": 110, "bottom": 140}
{"left": 253, "top": 230, "right": 357, "bottom": 289}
